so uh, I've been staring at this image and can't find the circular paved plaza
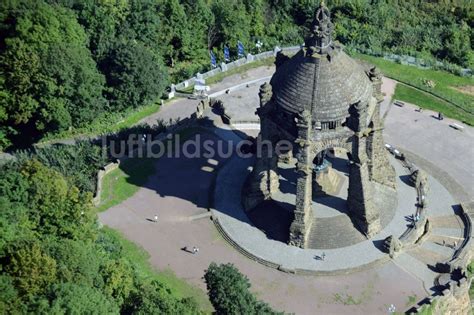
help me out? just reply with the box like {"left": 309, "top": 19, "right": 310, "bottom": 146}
{"left": 211, "top": 133, "right": 456, "bottom": 275}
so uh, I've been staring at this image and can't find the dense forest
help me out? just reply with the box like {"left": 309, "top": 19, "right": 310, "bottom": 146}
{"left": 0, "top": 157, "right": 203, "bottom": 313}
{"left": 0, "top": 0, "right": 473, "bottom": 313}
{"left": 0, "top": 0, "right": 472, "bottom": 150}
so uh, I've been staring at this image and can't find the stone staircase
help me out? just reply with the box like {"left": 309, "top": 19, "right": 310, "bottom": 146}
{"left": 313, "top": 167, "right": 343, "bottom": 197}
{"left": 394, "top": 213, "right": 465, "bottom": 293}
{"left": 306, "top": 215, "right": 366, "bottom": 249}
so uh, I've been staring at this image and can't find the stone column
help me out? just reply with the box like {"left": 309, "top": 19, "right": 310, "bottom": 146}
{"left": 366, "top": 67, "right": 396, "bottom": 189}
{"left": 367, "top": 104, "right": 396, "bottom": 189}
{"left": 347, "top": 102, "right": 381, "bottom": 237}
{"left": 289, "top": 110, "right": 314, "bottom": 248}
{"left": 368, "top": 67, "right": 384, "bottom": 104}
{"left": 242, "top": 83, "right": 279, "bottom": 211}
{"left": 242, "top": 141, "right": 279, "bottom": 210}
{"left": 348, "top": 133, "right": 381, "bottom": 237}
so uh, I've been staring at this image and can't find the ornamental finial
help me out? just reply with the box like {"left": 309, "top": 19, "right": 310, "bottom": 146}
{"left": 306, "top": 1, "right": 334, "bottom": 55}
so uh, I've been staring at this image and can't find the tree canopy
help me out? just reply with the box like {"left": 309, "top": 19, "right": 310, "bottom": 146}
{"left": 0, "top": 0, "right": 472, "bottom": 150}
{"left": 204, "top": 262, "right": 281, "bottom": 315}
{"left": 0, "top": 158, "right": 200, "bottom": 313}
{"left": 0, "top": 1, "right": 108, "bottom": 147}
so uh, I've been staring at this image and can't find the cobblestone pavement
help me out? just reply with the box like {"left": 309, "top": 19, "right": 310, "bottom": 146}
{"left": 100, "top": 65, "right": 473, "bottom": 314}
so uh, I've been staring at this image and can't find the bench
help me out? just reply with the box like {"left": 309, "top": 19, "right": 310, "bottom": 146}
{"left": 394, "top": 100, "right": 405, "bottom": 107}
{"left": 450, "top": 123, "right": 465, "bottom": 131}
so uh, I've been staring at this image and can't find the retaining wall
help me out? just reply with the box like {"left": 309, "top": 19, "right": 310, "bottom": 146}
{"left": 408, "top": 202, "right": 474, "bottom": 313}
{"left": 92, "top": 109, "right": 204, "bottom": 207}
{"left": 171, "top": 46, "right": 300, "bottom": 94}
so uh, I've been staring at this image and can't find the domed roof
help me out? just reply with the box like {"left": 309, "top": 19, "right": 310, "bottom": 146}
{"left": 269, "top": 4, "right": 373, "bottom": 123}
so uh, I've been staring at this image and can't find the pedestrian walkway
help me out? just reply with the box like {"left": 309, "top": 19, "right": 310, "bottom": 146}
{"left": 393, "top": 210, "right": 465, "bottom": 293}
{"left": 211, "top": 147, "right": 460, "bottom": 274}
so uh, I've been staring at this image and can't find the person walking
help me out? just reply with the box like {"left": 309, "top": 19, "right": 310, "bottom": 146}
{"left": 154, "top": 215, "right": 158, "bottom": 223}
{"left": 321, "top": 252, "right": 326, "bottom": 261}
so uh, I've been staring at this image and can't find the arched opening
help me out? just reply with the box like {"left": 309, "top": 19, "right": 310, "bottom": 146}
{"left": 245, "top": 144, "right": 369, "bottom": 247}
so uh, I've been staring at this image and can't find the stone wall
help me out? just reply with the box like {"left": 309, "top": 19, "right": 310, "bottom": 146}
{"left": 382, "top": 151, "right": 430, "bottom": 257}
{"left": 408, "top": 202, "right": 474, "bottom": 314}
{"left": 171, "top": 46, "right": 300, "bottom": 94}
{"left": 92, "top": 104, "right": 205, "bottom": 207}
{"left": 410, "top": 276, "right": 472, "bottom": 314}
{"left": 92, "top": 162, "right": 120, "bottom": 206}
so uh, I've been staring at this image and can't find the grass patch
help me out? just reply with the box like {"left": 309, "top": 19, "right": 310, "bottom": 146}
{"left": 393, "top": 84, "right": 474, "bottom": 125}
{"left": 102, "top": 227, "right": 212, "bottom": 312}
{"left": 176, "top": 58, "right": 276, "bottom": 93}
{"left": 354, "top": 53, "right": 474, "bottom": 113}
{"left": 114, "top": 103, "right": 162, "bottom": 130}
{"left": 206, "top": 58, "right": 275, "bottom": 85}
{"left": 96, "top": 126, "right": 207, "bottom": 213}
{"left": 39, "top": 99, "right": 165, "bottom": 144}
{"left": 406, "top": 294, "right": 418, "bottom": 307}
{"left": 176, "top": 85, "right": 195, "bottom": 94}
{"left": 416, "top": 301, "right": 436, "bottom": 315}
{"left": 96, "top": 157, "right": 156, "bottom": 212}
{"left": 333, "top": 293, "right": 361, "bottom": 305}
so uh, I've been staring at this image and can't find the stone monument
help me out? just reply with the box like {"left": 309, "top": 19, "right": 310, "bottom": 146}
{"left": 243, "top": 3, "right": 396, "bottom": 248}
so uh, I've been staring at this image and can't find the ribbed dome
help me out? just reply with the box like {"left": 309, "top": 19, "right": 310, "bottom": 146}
{"left": 270, "top": 48, "right": 373, "bottom": 123}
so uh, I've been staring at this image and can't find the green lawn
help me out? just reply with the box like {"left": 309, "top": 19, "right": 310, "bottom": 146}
{"left": 102, "top": 227, "right": 213, "bottom": 312}
{"left": 393, "top": 84, "right": 474, "bottom": 125}
{"left": 355, "top": 53, "right": 474, "bottom": 112}
{"left": 39, "top": 100, "right": 165, "bottom": 144}
{"left": 468, "top": 261, "right": 474, "bottom": 301}
{"left": 416, "top": 303, "right": 434, "bottom": 315}
{"left": 175, "top": 58, "right": 275, "bottom": 94}
{"left": 96, "top": 157, "right": 156, "bottom": 212}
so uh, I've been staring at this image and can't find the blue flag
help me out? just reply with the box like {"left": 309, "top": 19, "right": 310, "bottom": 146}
{"left": 224, "top": 45, "right": 230, "bottom": 62}
{"left": 237, "top": 41, "right": 245, "bottom": 58}
{"left": 210, "top": 50, "right": 217, "bottom": 68}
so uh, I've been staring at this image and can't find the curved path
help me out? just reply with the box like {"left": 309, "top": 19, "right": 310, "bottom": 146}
{"left": 99, "top": 65, "right": 473, "bottom": 314}
{"left": 211, "top": 151, "right": 456, "bottom": 277}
